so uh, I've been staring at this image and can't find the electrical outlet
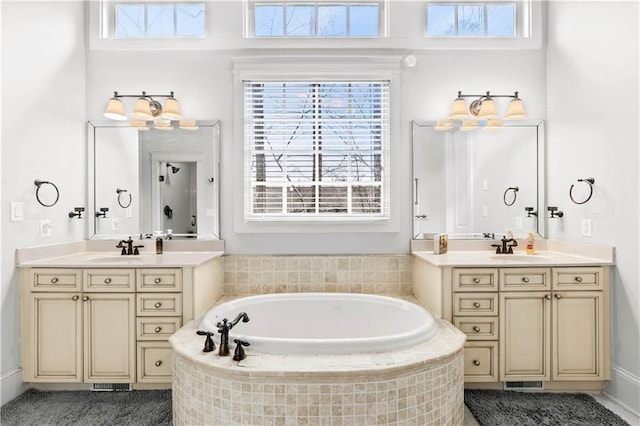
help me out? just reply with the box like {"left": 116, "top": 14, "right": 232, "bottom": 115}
{"left": 482, "top": 179, "right": 488, "bottom": 191}
{"left": 581, "top": 218, "right": 592, "bottom": 237}
{"left": 10, "top": 202, "right": 24, "bottom": 221}
{"left": 482, "top": 205, "right": 488, "bottom": 217}
{"left": 39, "top": 220, "right": 52, "bottom": 238}
{"left": 125, "top": 207, "right": 132, "bottom": 218}
{"left": 515, "top": 216, "right": 523, "bottom": 230}
{"left": 112, "top": 218, "right": 120, "bottom": 231}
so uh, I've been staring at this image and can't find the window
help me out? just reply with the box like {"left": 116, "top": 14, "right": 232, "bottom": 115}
{"left": 426, "top": 2, "right": 517, "bottom": 37}
{"left": 111, "top": 2, "right": 205, "bottom": 38}
{"left": 250, "top": 1, "right": 383, "bottom": 37}
{"left": 244, "top": 81, "right": 389, "bottom": 221}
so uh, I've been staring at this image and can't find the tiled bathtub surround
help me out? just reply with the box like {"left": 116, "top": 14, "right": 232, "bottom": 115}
{"left": 171, "top": 319, "right": 465, "bottom": 426}
{"left": 223, "top": 255, "right": 413, "bottom": 296}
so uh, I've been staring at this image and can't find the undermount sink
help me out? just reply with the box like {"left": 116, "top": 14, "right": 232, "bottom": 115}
{"left": 490, "top": 254, "right": 549, "bottom": 262}
{"left": 85, "top": 255, "right": 152, "bottom": 263}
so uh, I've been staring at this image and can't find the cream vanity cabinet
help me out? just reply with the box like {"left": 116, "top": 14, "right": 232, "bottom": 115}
{"left": 415, "top": 259, "right": 611, "bottom": 387}
{"left": 20, "top": 260, "right": 220, "bottom": 385}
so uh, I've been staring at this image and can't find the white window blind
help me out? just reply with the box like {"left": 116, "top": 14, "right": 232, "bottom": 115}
{"left": 244, "top": 81, "right": 390, "bottom": 222}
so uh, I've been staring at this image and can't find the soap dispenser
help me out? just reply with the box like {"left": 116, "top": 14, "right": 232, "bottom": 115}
{"left": 155, "top": 231, "right": 163, "bottom": 254}
{"left": 526, "top": 232, "right": 536, "bottom": 255}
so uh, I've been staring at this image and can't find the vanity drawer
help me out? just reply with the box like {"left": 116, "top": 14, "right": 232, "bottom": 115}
{"left": 453, "top": 293, "right": 498, "bottom": 316}
{"left": 553, "top": 267, "right": 604, "bottom": 291}
{"left": 29, "top": 269, "right": 81, "bottom": 291}
{"left": 136, "top": 317, "right": 182, "bottom": 340}
{"left": 453, "top": 268, "right": 498, "bottom": 292}
{"left": 463, "top": 342, "right": 498, "bottom": 382}
{"left": 500, "top": 268, "right": 551, "bottom": 291}
{"left": 83, "top": 269, "right": 135, "bottom": 292}
{"left": 454, "top": 317, "right": 498, "bottom": 340}
{"left": 137, "top": 342, "right": 172, "bottom": 383}
{"left": 137, "top": 269, "right": 182, "bottom": 292}
{"left": 137, "top": 293, "right": 182, "bottom": 317}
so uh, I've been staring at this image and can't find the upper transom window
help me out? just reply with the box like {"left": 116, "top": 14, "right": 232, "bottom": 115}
{"left": 426, "top": 1, "right": 526, "bottom": 38}
{"left": 104, "top": 2, "right": 206, "bottom": 39}
{"left": 248, "top": 1, "right": 384, "bottom": 38}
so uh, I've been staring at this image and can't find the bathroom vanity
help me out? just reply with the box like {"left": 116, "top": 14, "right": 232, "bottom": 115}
{"left": 17, "top": 241, "right": 223, "bottom": 387}
{"left": 412, "top": 239, "right": 614, "bottom": 390}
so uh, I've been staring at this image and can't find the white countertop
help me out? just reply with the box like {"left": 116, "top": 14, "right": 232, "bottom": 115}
{"left": 412, "top": 250, "right": 614, "bottom": 267}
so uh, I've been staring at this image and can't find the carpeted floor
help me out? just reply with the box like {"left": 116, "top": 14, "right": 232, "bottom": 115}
{"left": 464, "top": 389, "right": 630, "bottom": 426}
{"left": 0, "top": 389, "right": 172, "bottom": 426}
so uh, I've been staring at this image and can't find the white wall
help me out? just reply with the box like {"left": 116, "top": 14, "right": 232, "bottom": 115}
{"left": 546, "top": 1, "right": 640, "bottom": 414}
{"left": 0, "top": 1, "right": 86, "bottom": 404}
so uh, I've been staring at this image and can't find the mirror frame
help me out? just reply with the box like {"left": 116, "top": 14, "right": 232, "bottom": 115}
{"left": 87, "top": 120, "right": 221, "bottom": 240}
{"left": 411, "top": 119, "right": 546, "bottom": 239}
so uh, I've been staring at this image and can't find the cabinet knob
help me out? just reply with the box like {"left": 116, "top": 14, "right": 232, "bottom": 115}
{"left": 155, "top": 327, "right": 162, "bottom": 333}
{"left": 50, "top": 277, "right": 59, "bottom": 284}
{"left": 154, "top": 278, "right": 162, "bottom": 284}
{"left": 544, "top": 294, "right": 551, "bottom": 300}
{"left": 472, "top": 278, "right": 480, "bottom": 284}
{"left": 155, "top": 360, "right": 162, "bottom": 367}
{"left": 154, "top": 302, "right": 162, "bottom": 309}
{"left": 554, "top": 293, "right": 563, "bottom": 299}
{"left": 82, "top": 296, "right": 89, "bottom": 301}
{"left": 72, "top": 295, "right": 79, "bottom": 301}
{"left": 473, "top": 360, "right": 480, "bottom": 366}
{"left": 473, "top": 302, "right": 481, "bottom": 308}
{"left": 522, "top": 277, "right": 530, "bottom": 283}
{"left": 574, "top": 276, "right": 583, "bottom": 283}
{"left": 104, "top": 278, "right": 112, "bottom": 284}
{"left": 473, "top": 326, "right": 481, "bottom": 333}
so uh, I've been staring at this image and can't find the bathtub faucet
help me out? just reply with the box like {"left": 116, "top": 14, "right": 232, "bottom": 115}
{"left": 216, "top": 312, "right": 250, "bottom": 356}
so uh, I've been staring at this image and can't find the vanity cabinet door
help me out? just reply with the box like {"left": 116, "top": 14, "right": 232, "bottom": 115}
{"left": 83, "top": 293, "right": 135, "bottom": 382}
{"left": 499, "top": 291, "right": 551, "bottom": 381}
{"left": 552, "top": 291, "right": 605, "bottom": 380}
{"left": 24, "top": 293, "right": 82, "bottom": 382}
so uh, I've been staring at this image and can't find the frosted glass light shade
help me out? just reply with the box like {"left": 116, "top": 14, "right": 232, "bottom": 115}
{"left": 449, "top": 98, "right": 468, "bottom": 120}
{"left": 155, "top": 120, "right": 174, "bottom": 131}
{"left": 434, "top": 119, "right": 454, "bottom": 131}
{"left": 104, "top": 98, "right": 127, "bottom": 120}
{"left": 129, "top": 120, "right": 149, "bottom": 131}
{"left": 132, "top": 98, "right": 153, "bottom": 120}
{"left": 162, "top": 97, "right": 183, "bottom": 120}
{"left": 179, "top": 119, "right": 199, "bottom": 130}
{"left": 484, "top": 119, "right": 504, "bottom": 131}
{"left": 477, "top": 99, "right": 498, "bottom": 119}
{"left": 460, "top": 119, "right": 479, "bottom": 131}
{"left": 505, "top": 98, "right": 526, "bottom": 119}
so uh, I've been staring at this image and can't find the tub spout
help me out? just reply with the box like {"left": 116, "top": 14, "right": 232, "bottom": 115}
{"left": 217, "top": 312, "right": 250, "bottom": 356}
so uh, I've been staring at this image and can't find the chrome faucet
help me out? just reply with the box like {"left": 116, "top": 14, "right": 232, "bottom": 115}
{"left": 216, "top": 312, "right": 250, "bottom": 356}
{"left": 491, "top": 236, "right": 518, "bottom": 254}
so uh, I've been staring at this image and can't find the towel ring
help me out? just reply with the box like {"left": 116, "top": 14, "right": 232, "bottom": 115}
{"left": 34, "top": 179, "right": 60, "bottom": 207}
{"left": 503, "top": 186, "right": 519, "bottom": 206}
{"left": 569, "top": 178, "right": 595, "bottom": 205}
{"left": 116, "top": 188, "right": 132, "bottom": 209}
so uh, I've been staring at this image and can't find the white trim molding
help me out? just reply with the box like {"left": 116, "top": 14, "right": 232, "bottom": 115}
{"left": 605, "top": 365, "right": 640, "bottom": 418}
{"left": 1, "top": 368, "right": 27, "bottom": 406}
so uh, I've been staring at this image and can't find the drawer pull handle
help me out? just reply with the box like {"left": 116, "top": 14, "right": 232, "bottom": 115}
{"left": 155, "top": 361, "right": 162, "bottom": 367}
{"left": 473, "top": 302, "right": 481, "bottom": 308}
{"left": 473, "top": 326, "right": 481, "bottom": 333}
{"left": 522, "top": 277, "right": 530, "bottom": 283}
{"left": 104, "top": 278, "right": 112, "bottom": 284}
{"left": 50, "top": 277, "right": 59, "bottom": 284}
{"left": 154, "top": 278, "right": 162, "bottom": 284}
{"left": 473, "top": 360, "right": 480, "bottom": 366}
{"left": 154, "top": 302, "right": 162, "bottom": 309}
{"left": 554, "top": 293, "right": 563, "bottom": 299}
{"left": 155, "top": 327, "right": 162, "bottom": 333}
{"left": 472, "top": 278, "right": 480, "bottom": 284}
{"left": 82, "top": 296, "right": 89, "bottom": 301}
{"left": 72, "top": 295, "right": 79, "bottom": 301}
{"left": 574, "top": 276, "right": 583, "bottom": 283}
{"left": 544, "top": 294, "right": 551, "bottom": 300}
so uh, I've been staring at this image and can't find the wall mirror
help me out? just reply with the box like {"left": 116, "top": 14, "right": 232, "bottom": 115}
{"left": 87, "top": 120, "right": 220, "bottom": 240}
{"left": 412, "top": 120, "right": 545, "bottom": 240}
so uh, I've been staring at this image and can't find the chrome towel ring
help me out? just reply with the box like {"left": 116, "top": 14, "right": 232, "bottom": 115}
{"left": 116, "top": 188, "right": 132, "bottom": 209}
{"left": 503, "top": 186, "right": 519, "bottom": 206}
{"left": 34, "top": 179, "right": 60, "bottom": 207}
{"left": 569, "top": 177, "right": 595, "bottom": 205}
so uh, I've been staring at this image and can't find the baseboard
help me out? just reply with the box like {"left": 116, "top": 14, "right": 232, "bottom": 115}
{"left": 604, "top": 365, "right": 640, "bottom": 417}
{"left": 1, "top": 368, "right": 28, "bottom": 406}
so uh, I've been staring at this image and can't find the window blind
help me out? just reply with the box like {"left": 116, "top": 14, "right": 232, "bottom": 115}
{"left": 244, "top": 80, "right": 390, "bottom": 222}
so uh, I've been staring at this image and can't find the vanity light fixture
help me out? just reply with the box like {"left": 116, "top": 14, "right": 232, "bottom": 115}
{"left": 104, "top": 91, "right": 184, "bottom": 121}
{"left": 438, "top": 90, "right": 527, "bottom": 131}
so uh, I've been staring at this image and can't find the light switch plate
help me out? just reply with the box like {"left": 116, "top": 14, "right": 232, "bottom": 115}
{"left": 10, "top": 202, "right": 24, "bottom": 221}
